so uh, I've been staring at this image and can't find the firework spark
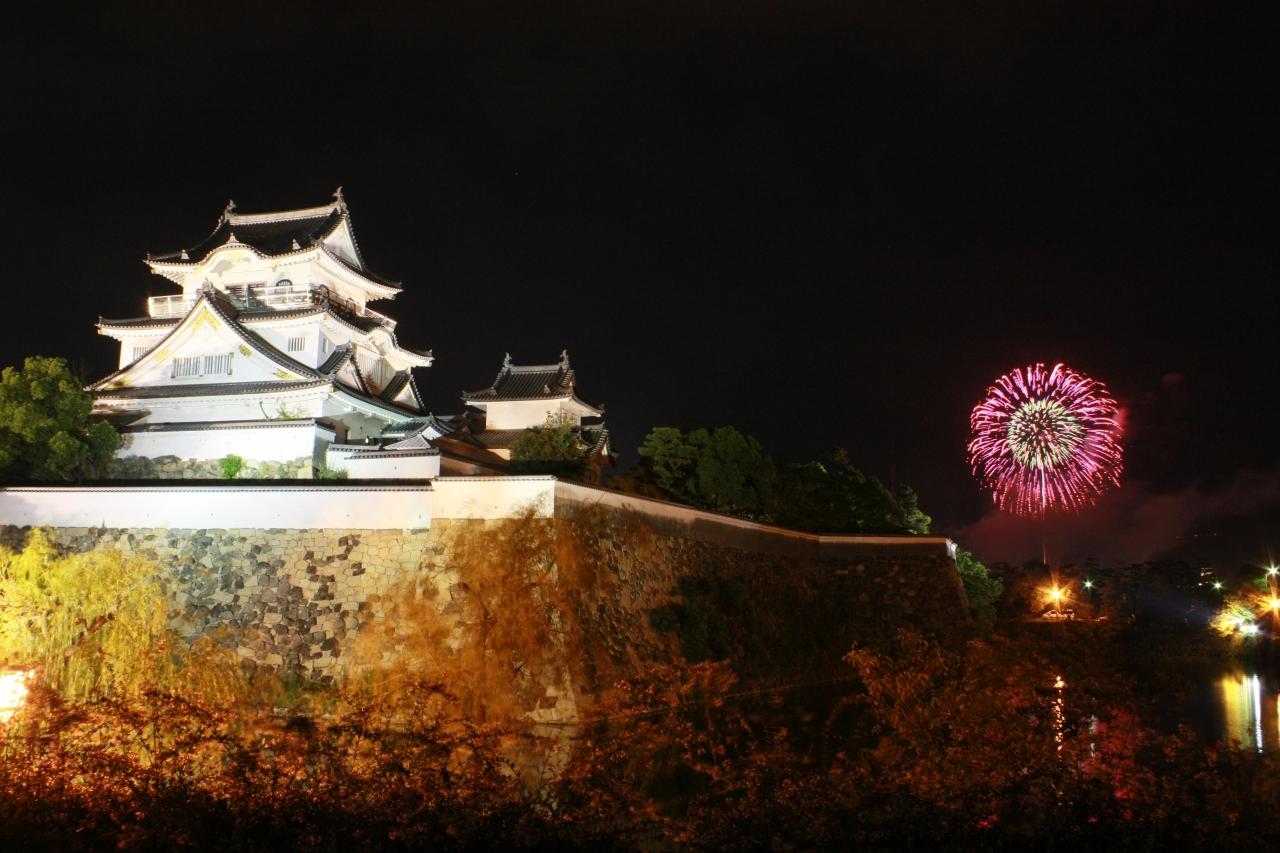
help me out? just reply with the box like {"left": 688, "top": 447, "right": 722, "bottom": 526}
{"left": 969, "top": 363, "right": 1123, "bottom": 515}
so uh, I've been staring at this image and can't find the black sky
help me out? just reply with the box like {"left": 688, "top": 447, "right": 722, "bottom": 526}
{"left": 3, "top": 2, "right": 1276, "bottom": 558}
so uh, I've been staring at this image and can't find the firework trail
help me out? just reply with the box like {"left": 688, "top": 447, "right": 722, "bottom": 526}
{"left": 969, "top": 363, "right": 1123, "bottom": 516}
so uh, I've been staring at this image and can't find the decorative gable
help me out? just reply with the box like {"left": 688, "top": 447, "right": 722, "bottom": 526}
{"left": 90, "top": 295, "right": 317, "bottom": 391}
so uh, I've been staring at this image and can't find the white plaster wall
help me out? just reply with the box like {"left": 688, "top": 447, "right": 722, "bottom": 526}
{"left": 102, "top": 390, "right": 329, "bottom": 424}
{"left": 479, "top": 399, "right": 576, "bottom": 430}
{"left": 325, "top": 447, "right": 440, "bottom": 479}
{"left": 431, "top": 476, "right": 555, "bottom": 519}
{"left": 118, "top": 423, "right": 328, "bottom": 462}
{"left": 0, "top": 486, "right": 432, "bottom": 529}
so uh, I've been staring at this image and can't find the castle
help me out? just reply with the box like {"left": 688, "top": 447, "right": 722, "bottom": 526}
{"left": 92, "top": 191, "right": 612, "bottom": 480}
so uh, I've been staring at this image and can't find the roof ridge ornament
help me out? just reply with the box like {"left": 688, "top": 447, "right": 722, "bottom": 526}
{"left": 559, "top": 349, "right": 570, "bottom": 366}
{"left": 333, "top": 186, "right": 347, "bottom": 213}
{"left": 291, "top": 238, "right": 300, "bottom": 250}
{"left": 224, "top": 198, "right": 236, "bottom": 218}
{"left": 503, "top": 352, "right": 512, "bottom": 368}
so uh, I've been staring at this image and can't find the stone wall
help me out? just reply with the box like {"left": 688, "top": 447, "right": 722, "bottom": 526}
{"left": 0, "top": 512, "right": 967, "bottom": 724}
{"left": 107, "top": 455, "right": 314, "bottom": 480}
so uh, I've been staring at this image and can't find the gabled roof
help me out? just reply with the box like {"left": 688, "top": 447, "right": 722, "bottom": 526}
{"left": 145, "top": 190, "right": 401, "bottom": 290}
{"left": 461, "top": 351, "right": 602, "bottom": 414}
{"left": 89, "top": 290, "right": 323, "bottom": 392}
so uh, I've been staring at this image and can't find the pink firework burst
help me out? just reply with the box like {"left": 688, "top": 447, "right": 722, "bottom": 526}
{"left": 968, "top": 363, "right": 1123, "bottom": 516}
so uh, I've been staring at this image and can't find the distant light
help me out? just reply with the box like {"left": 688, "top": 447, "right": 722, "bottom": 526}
{"left": 1083, "top": 580, "right": 1094, "bottom": 590}
{"left": 1213, "top": 581, "right": 1224, "bottom": 591}
{"left": 1242, "top": 623, "right": 1260, "bottom": 636}
{"left": 0, "top": 670, "right": 32, "bottom": 723}
{"left": 1267, "top": 566, "right": 1279, "bottom": 577}
{"left": 1270, "top": 598, "right": 1280, "bottom": 612}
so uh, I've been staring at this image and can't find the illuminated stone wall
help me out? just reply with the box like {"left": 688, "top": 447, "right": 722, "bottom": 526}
{"left": 107, "top": 455, "right": 314, "bottom": 479}
{"left": 0, "top": 514, "right": 966, "bottom": 725}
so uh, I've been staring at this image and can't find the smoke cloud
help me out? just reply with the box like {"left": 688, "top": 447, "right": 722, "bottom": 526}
{"left": 950, "top": 468, "right": 1280, "bottom": 566}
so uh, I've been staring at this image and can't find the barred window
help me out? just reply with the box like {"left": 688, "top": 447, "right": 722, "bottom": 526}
{"left": 319, "top": 336, "right": 333, "bottom": 356}
{"left": 204, "top": 353, "right": 232, "bottom": 375}
{"left": 287, "top": 335, "right": 306, "bottom": 352}
{"left": 172, "top": 356, "right": 202, "bottom": 378}
{"left": 172, "top": 353, "right": 232, "bottom": 378}
{"left": 131, "top": 345, "right": 148, "bottom": 362}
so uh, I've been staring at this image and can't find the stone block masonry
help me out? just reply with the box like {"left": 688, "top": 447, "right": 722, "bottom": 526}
{"left": 26, "top": 526, "right": 444, "bottom": 679}
{"left": 0, "top": 482, "right": 968, "bottom": 726}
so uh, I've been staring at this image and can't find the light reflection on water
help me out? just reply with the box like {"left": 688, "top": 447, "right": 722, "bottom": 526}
{"left": 1216, "top": 673, "right": 1277, "bottom": 752}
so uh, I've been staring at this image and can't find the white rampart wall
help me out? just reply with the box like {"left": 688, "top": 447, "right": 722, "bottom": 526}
{"left": 326, "top": 447, "right": 441, "bottom": 479}
{"left": 431, "top": 476, "right": 556, "bottom": 519}
{"left": 118, "top": 422, "right": 330, "bottom": 464}
{"left": 0, "top": 478, "right": 956, "bottom": 557}
{"left": 0, "top": 486, "right": 433, "bottom": 529}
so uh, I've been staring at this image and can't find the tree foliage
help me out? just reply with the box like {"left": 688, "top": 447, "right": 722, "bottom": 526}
{"left": 0, "top": 356, "right": 119, "bottom": 480}
{"left": 634, "top": 429, "right": 931, "bottom": 534}
{"left": 509, "top": 416, "right": 589, "bottom": 478}
{"left": 637, "top": 426, "right": 775, "bottom": 516}
{"left": 769, "top": 450, "right": 932, "bottom": 534}
{"left": 954, "top": 548, "right": 1003, "bottom": 627}
{"left": 0, "top": 529, "right": 244, "bottom": 703}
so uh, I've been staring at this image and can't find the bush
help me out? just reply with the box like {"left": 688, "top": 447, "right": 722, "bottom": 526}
{"left": 218, "top": 454, "right": 244, "bottom": 480}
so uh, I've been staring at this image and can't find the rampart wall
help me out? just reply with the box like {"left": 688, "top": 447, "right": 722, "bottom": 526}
{"left": 0, "top": 479, "right": 968, "bottom": 724}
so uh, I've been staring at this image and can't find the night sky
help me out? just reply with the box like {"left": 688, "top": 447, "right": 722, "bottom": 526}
{"left": 3, "top": 3, "right": 1275, "bottom": 562}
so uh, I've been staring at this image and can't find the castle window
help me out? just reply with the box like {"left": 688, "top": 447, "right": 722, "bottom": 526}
{"left": 287, "top": 335, "right": 306, "bottom": 352}
{"left": 131, "top": 345, "right": 148, "bottom": 362}
{"left": 204, "top": 353, "right": 233, "bottom": 375}
{"left": 172, "top": 353, "right": 232, "bottom": 379}
{"left": 173, "top": 356, "right": 201, "bottom": 378}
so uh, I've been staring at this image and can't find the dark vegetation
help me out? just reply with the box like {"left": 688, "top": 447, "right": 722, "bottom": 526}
{"left": 0, "top": 356, "right": 118, "bottom": 481}
{"left": 4, "top": 520, "right": 1278, "bottom": 849}
{"left": 626, "top": 426, "right": 930, "bottom": 534}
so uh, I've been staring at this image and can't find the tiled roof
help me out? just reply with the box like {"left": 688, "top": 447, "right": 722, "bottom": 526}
{"left": 151, "top": 206, "right": 343, "bottom": 264}
{"left": 94, "top": 379, "right": 330, "bottom": 400}
{"left": 462, "top": 351, "right": 587, "bottom": 403}
{"left": 146, "top": 194, "right": 401, "bottom": 290}
{"left": 97, "top": 316, "right": 180, "bottom": 331}
{"left": 469, "top": 429, "right": 529, "bottom": 450}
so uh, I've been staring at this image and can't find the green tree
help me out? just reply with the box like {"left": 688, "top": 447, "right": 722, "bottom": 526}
{"left": 0, "top": 356, "right": 118, "bottom": 480}
{"left": 768, "top": 450, "right": 931, "bottom": 535}
{"left": 637, "top": 426, "right": 775, "bottom": 516}
{"left": 955, "top": 548, "right": 1003, "bottom": 627}
{"left": 509, "top": 416, "right": 588, "bottom": 478}
{"left": 0, "top": 529, "right": 244, "bottom": 703}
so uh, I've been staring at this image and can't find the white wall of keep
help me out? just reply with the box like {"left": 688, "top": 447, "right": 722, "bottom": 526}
{"left": 0, "top": 486, "right": 432, "bottom": 529}
{"left": 117, "top": 422, "right": 331, "bottom": 464}
{"left": 102, "top": 390, "right": 329, "bottom": 425}
{"left": 479, "top": 399, "right": 578, "bottom": 430}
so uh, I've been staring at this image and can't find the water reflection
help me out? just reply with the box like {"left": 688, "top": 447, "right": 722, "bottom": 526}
{"left": 1217, "top": 673, "right": 1277, "bottom": 752}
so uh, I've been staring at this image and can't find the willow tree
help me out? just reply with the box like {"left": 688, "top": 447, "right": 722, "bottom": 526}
{"left": 0, "top": 529, "right": 244, "bottom": 703}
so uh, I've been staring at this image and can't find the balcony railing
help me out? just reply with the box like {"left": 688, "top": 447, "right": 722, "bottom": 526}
{"left": 147, "top": 294, "right": 196, "bottom": 318}
{"left": 147, "top": 283, "right": 376, "bottom": 320}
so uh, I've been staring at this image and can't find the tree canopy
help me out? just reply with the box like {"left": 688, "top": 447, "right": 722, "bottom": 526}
{"left": 954, "top": 548, "right": 1003, "bottom": 627}
{"left": 509, "top": 417, "right": 589, "bottom": 478}
{"left": 0, "top": 356, "right": 118, "bottom": 480}
{"left": 634, "top": 429, "right": 930, "bottom": 534}
{"left": 637, "top": 426, "right": 775, "bottom": 516}
{"left": 768, "top": 451, "right": 931, "bottom": 534}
